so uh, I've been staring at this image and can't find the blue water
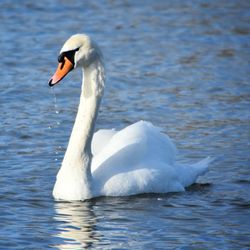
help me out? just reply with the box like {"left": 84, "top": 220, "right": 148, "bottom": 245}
{"left": 1, "top": 0, "right": 250, "bottom": 249}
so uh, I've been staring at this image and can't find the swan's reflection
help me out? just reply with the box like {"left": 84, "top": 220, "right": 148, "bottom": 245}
{"left": 54, "top": 200, "right": 100, "bottom": 249}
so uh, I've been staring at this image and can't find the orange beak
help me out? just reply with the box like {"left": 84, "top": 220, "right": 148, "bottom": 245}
{"left": 48, "top": 57, "right": 74, "bottom": 87}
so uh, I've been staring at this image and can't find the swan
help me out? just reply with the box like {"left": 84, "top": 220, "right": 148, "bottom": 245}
{"left": 49, "top": 34, "right": 211, "bottom": 201}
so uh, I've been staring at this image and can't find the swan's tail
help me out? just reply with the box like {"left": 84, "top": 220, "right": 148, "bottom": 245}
{"left": 192, "top": 156, "right": 212, "bottom": 175}
{"left": 177, "top": 157, "right": 213, "bottom": 187}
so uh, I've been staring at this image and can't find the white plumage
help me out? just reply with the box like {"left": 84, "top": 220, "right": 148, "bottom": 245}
{"left": 49, "top": 34, "right": 211, "bottom": 201}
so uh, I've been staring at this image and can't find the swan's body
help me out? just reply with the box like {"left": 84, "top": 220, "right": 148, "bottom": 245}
{"left": 49, "top": 34, "right": 210, "bottom": 201}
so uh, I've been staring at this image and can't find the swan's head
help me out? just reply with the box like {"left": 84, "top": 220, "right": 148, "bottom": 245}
{"left": 49, "top": 34, "right": 102, "bottom": 87}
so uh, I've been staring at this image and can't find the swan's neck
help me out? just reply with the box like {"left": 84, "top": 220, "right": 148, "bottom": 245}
{"left": 58, "top": 60, "right": 104, "bottom": 199}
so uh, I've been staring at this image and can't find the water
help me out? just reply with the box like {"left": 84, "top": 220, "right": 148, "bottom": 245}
{"left": 0, "top": 0, "right": 249, "bottom": 249}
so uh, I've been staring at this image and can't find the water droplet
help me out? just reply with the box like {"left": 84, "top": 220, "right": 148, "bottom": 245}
{"left": 51, "top": 87, "right": 60, "bottom": 114}
{"left": 50, "top": 87, "right": 61, "bottom": 128}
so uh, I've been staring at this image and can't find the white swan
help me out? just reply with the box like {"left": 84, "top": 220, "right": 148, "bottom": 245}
{"left": 49, "top": 34, "right": 211, "bottom": 201}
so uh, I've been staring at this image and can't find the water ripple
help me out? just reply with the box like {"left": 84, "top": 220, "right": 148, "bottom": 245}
{"left": 0, "top": 0, "right": 249, "bottom": 249}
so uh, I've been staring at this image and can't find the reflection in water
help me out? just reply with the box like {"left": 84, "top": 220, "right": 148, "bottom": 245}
{"left": 53, "top": 201, "right": 100, "bottom": 249}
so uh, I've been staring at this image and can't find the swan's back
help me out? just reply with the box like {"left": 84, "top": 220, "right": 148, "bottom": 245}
{"left": 90, "top": 121, "right": 210, "bottom": 197}
{"left": 92, "top": 121, "right": 177, "bottom": 172}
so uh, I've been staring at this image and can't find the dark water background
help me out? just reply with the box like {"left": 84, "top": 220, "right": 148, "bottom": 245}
{"left": 0, "top": 0, "right": 249, "bottom": 249}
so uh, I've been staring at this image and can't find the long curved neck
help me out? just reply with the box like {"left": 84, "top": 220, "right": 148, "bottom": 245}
{"left": 61, "top": 59, "right": 105, "bottom": 182}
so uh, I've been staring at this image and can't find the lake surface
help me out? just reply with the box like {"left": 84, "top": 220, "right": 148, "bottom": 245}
{"left": 0, "top": 0, "right": 249, "bottom": 249}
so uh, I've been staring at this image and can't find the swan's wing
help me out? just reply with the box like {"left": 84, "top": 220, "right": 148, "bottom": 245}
{"left": 91, "top": 121, "right": 177, "bottom": 172}
{"left": 91, "top": 121, "right": 209, "bottom": 197}
{"left": 91, "top": 121, "right": 183, "bottom": 196}
{"left": 91, "top": 129, "right": 117, "bottom": 156}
